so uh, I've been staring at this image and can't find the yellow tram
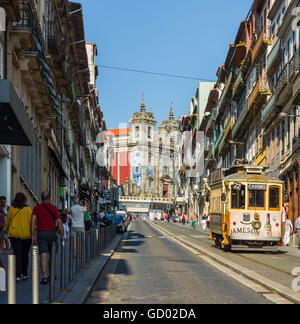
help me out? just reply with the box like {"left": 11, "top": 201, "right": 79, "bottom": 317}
{"left": 209, "top": 166, "right": 284, "bottom": 251}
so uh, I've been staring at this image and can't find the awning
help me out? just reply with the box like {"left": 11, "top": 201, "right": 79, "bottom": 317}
{"left": 0, "top": 79, "right": 34, "bottom": 146}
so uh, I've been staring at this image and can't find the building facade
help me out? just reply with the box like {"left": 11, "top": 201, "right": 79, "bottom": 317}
{"left": 109, "top": 98, "right": 180, "bottom": 202}
{"left": 181, "top": 0, "right": 300, "bottom": 245}
{"left": 0, "top": 0, "right": 106, "bottom": 211}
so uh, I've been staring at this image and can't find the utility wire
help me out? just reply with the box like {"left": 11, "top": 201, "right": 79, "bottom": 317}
{"left": 98, "top": 65, "right": 215, "bottom": 82}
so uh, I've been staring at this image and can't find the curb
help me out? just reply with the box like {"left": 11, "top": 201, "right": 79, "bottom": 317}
{"left": 149, "top": 221, "right": 300, "bottom": 304}
{"left": 61, "top": 233, "right": 124, "bottom": 304}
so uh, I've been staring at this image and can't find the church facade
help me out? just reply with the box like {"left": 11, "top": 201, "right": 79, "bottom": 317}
{"left": 109, "top": 98, "right": 180, "bottom": 200}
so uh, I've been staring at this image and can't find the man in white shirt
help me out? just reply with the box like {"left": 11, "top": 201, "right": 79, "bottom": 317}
{"left": 70, "top": 198, "right": 86, "bottom": 257}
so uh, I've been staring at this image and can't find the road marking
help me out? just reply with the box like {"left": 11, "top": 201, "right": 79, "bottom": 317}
{"left": 148, "top": 221, "right": 299, "bottom": 304}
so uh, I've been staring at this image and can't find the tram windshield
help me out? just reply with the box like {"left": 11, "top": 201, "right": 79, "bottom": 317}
{"left": 248, "top": 189, "right": 265, "bottom": 209}
{"left": 269, "top": 186, "right": 280, "bottom": 209}
{"left": 231, "top": 184, "right": 245, "bottom": 209}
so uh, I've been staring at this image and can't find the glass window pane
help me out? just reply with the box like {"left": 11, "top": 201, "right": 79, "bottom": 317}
{"left": 269, "top": 187, "right": 280, "bottom": 209}
{"left": 231, "top": 185, "right": 245, "bottom": 209}
{"left": 249, "top": 190, "right": 265, "bottom": 208}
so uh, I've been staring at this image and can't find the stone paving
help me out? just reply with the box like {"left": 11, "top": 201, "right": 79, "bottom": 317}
{"left": 0, "top": 226, "right": 116, "bottom": 304}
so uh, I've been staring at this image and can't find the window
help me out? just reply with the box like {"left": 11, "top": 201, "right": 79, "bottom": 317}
{"left": 293, "top": 106, "right": 297, "bottom": 142}
{"left": 248, "top": 186, "right": 266, "bottom": 209}
{"left": 281, "top": 120, "right": 285, "bottom": 155}
{"left": 0, "top": 42, "right": 3, "bottom": 79}
{"left": 269, "top": 186, "right": 280, "bottom": 210}
{"left": 287, "top": 115, "right": 290, "bottom": 149}
{"left": 135, "top": 126, "right": 140, "bottom": 139}
{"left": 231, "top": 184, "right": 246, "bottom": 209}
{"left": 148, "top": 127, "right": 152, "bottom": 140}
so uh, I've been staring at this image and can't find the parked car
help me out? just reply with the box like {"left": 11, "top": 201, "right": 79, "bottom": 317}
{"left": 115, "top": 212, "right": 129, "bottom": 234}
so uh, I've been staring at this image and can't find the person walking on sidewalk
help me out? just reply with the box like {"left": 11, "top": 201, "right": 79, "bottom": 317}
{"left": 295, "top": 216, "right": 300, "bottom": 249}
{"left": 31, "top": 191, "right": 64, "bottom": 285}
{"left": 191, "top": 213, "right": 197, "bottom": 231}
{"left": 3, "top": 193, "right": 32, "bottom": 283}
{"left": 0, "top": 196, "right": 10, "bottom": 255}
{"left": 182, "top": 213, "right": 186, "bottom": 225}
{"left": 71, "top": 199, "right": 86, "bottom": 258}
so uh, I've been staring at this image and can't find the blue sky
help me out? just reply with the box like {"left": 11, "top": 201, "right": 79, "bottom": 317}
{"left": 83, "top": 0, "right": 253, "bottom": 129}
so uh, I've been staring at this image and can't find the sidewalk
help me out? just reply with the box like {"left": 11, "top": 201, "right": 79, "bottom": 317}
{"left": 0, "top": 226, "right": 121, "bottom": 304}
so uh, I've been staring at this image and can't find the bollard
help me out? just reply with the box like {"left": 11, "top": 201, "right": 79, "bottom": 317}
{"left": 32, "top": 245, "right": 39, "bottom": 304}
{"left": 8, "top": 254, "right": 16, "bottom": 304}
{"left": 60, "top": 239, "right": 66, "bottom": 291}
{"left": 69, "top": 235, "right": 74, "bottom": 282}
{"left": 90, "top": 230, "right": 93, "bottom": 261}
{"left": 85, "top": 231, "right": 89, "bottom": 265}
{"left": 76, "top": 233, "right": 80, "bottom": 275}
{"left": 96, "top": 229, "right": 99, "bottom": 255}
{"left": 80, "top": 232, "right": 84, "bottom": 270}
{"left": 49, "top": 242, "right": 57, "bottom": 304}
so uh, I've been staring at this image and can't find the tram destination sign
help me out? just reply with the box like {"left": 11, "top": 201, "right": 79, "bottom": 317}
{"left": 247, "top": 184, "right": 267, "bottom": 190}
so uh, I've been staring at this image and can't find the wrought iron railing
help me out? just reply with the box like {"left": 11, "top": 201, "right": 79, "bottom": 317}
{"left": 12, "top": 1, "right": 34, "bottom": 33}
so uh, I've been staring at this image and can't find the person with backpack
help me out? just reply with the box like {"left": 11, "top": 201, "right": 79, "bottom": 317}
{"left": 3, "top": 193, "right": 32, "bottom": 282}
{"left": 31, "top": 191, "right": 64, "bottom": 285}
{"left": 0, "top": 196, "right": 10, "bottom": 254}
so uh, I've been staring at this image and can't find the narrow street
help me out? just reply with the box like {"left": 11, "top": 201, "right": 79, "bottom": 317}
{"left": 86, "top": 220, "right": 272, "bottom": 304}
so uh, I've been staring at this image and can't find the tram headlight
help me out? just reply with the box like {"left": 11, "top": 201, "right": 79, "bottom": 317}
{"left": 254, "top": 213, "right": 260, "bottom": 221}
{"left": 252, "top": 220, "right": 262, "bottom": 230}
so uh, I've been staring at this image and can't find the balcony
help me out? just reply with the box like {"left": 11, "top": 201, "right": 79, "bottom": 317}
{"left": 266, "top": 39, "right": 281, "bottom": 74}
{"left": 252, "top": 26, "right": 271, "bottom": 64}
{"left": 232, "top": 71, "right": 245, "bottom": 100}
{"left": 275, "top": 53, "right": 300, "bottom": 106}
{"left": 231, "top": 98, "right": 249, "bottom": 139}
{"left": 205, "top": 108, "right": 217, "bottom": 137}
{"left": 11, "top": 1, "right": 34, "bottom": 52}
{"left": 0, "top": 0, "right": 20, "bottom": 21}
{"left": 248, "top": 77, "right": 270, "bottom": 111}
{"left": 261, "top": 93, "right": 278, "bottom": 128}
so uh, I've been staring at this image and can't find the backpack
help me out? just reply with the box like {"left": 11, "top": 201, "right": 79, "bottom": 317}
{"left": 61, "top": 213, "right": 68, "bottom": 224}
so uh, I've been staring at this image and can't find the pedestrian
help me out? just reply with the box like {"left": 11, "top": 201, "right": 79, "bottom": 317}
{"left": 3, "top": 193, "right": 32, "bottom": 282}
{"left": 31, "top": 191, "right": 64, "bottom": 285}
{"left": 154, "top": 212, "right": 158, "bottom": 224}
{"left": 0, "top": 196, "right": 10, "bottom": 254}
{"left": 191, "top": 213, "right": 197, "bottom": 230}
{"left": 182, "top": 213, "right": 186, "bottom": 225}
{"left": 282, "top": 202, "right": 293, "bottom": 246}
{"left": 160, "top": 213, "right": 164, "bottom": 224}
{"left": 70, "top": 198, "right": 87, "bottom": 258}
{"left": 83, "top": 201, "right": 92, "bottom": 232}
{"left": 295, "top": 216, "right": 300, "bottom": 249}
{"left": 283, "top": 218, "right": 293, "bottom": 246}
{"left": 61, "top": 209, "right": 70, "bottom": 240}
{"left": 201, "top": 216, "right": 207, "bottom": 231}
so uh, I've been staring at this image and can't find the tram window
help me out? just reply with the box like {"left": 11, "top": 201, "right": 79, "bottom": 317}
{"left": 269, "top": 187, "right": 280, "bottom": 209}
{"left": 248, "top": 190, "right": 265, "bottom": 209}
{"left": 231, "top": 185, "right": 245, "bottom": 209}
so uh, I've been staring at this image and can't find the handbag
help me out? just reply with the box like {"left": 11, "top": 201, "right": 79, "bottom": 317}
{"left": 4, "top": 208, "right": 23, "bottom": 233}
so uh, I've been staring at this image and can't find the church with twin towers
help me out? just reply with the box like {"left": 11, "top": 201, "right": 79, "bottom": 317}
{"left": 110, "top": 97, "right": 180, "bottom": 200}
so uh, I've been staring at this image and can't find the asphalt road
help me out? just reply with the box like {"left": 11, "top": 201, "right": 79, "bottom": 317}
{"left": 86, "top": 220, "right": 271, "bottom": 304}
